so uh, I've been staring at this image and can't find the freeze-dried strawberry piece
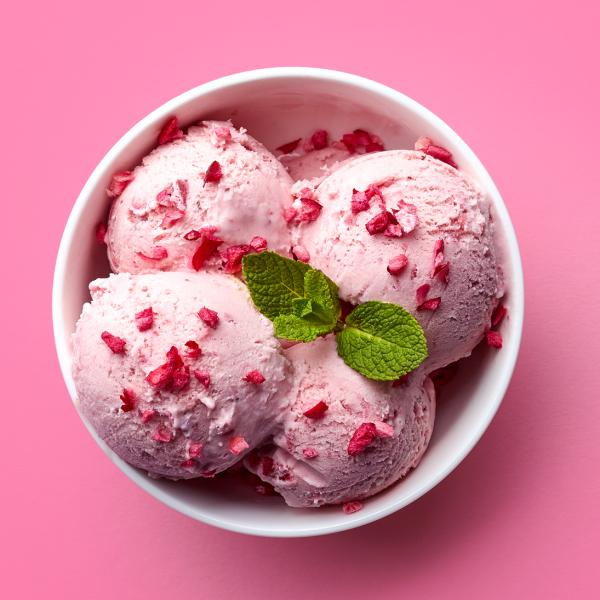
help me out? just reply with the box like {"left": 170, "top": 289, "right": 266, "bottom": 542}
{"left": 191, "top": 228, "right": 224, "bottom": 271}
{"left": 310, "top": 129, "right": 328, "bottom": 150}
{"left": 342, "top": 501, "right": 363, "bottom": 514}
{"left": 146, "top": 363, "right": 173, "bottom": 390}
{"left": 161, "top": 208, "right": 185, "bottom": 228}
{"left": 303, "top": 448, "right": 319, "bottom": 459}
{"left": 341, "top": 133, "right": 358, "bottom": 153}
{"left": 353, "top": 129, "right": 372, "bottom": 146}
{"left": 491, "top": 304, "right": 507, "bottom": 328}
{"left": 276, "top": 138, "right": 302, "bottom": 154}
{"left": 204, "top": 160, "right": 223, "bottom": 184}
{"left": 166, "top": 345, "right": 184, "bottom": 369}
{"left": 384, "top": 224, "right": 403, "bottom": 238}
{"left": 290, "top": 189, "right": 322, "bottom": 223}
{"left": 119, "top": 388, "right": 137, "bottom": 412}
{"left": 418, "top": 297, "right": 441, "bottom": 311}
{"left": 348, "top": 422, "right": 377, "bottom": 456}
{"left": 136, "top": 246, "right": 168, "bottom": 261}
{"left": 243, "top": 370, "right": 266, "bottom": 384}
{"left": 414, "top": 136, "right": 433, "bottom": 152}
{"left": 184, "top": 340, "right": 201, "bottom": 359}
{"left": 156, "top": 183, "right": 174, "bottom": 207}
{"left": 101, "top": 331, "right": 126, "bottom": 354}
{"left": 106, "top": 171, "right": 134, "bottom": 198}
{"left": 157, "top": 116, "right": 184, "bottom": 145}
{"left": 181, "top": 459, "right": 196, "bottom": 468}
{"left": 393, "top": 200, "right": 419, "bottom": 235}
{"left": 365, "top": 211, "right": 390, "bottom": 235}
{"left": 374, "top": 421, "right": 394, "bottom": 438}
{"left": 261, "top": 456, "right": 275, "bottom": 477}
{"left": 222, "top": 244, "right": 254, "bottom": 274}
{"left": 152, "top": 427, "right": 172, "bottom": 443}
{"left": 172, "top": 365, "right": 190, "bottom": 391}
{"left": 292, "top": 245, "right": 310, "bottom": 263}
{"left": 188, "top": 442, "right": 203, "bottom": 458}
{"left": 184, "top": 230, "right": 201, "bottom": 241}
{"left": 342, "top": 129, "right": 384, "bottom": 154}
{"left": 229, "top": 436, "right": 249, "bottom": 455}
{"left": 213, "top": 126, "right": 232, "bottom": 145}
{"left": 194, "top": 370, "right": 211, "bottom": 388}
{"left": 416, "top": 283, "right": 431, "bottom": 306}
{"left": 135, "top": 307, "right": 154, "bottom": 331}
{"left": 486, "top": 330, "right": 503, "bottom": 348}
{"left": 95, "top": 222, "right": 107, "bottom": 244}
{"left": 283, "top": 206, "right": 297, "bottom": 223}
{"left": 249, "top": 236, "right": 268, "bottom": 252}
{"left": 415, "top": 137, "right": 457, "bottom": 168}
{"left": 387, "top": 254, "right": 408, "bottom": 275}
{"left": 198, "top": 307, "right": 219, "bottom": 329}
{"left": 303, "top": 400, "right": 328, "bottom": 419}
{"left": 351, "top": 189, "right": 370, "bottom": 214}
{"left": 366, "top": 141, "right": 384, "bottom": 153}
{"left": 141, "top": 410, "right": 156, "bottom": 423}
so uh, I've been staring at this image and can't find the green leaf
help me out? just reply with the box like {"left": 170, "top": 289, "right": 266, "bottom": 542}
{"left": 292, "top": 298, "right": 315, "bottom": 318}
{"left": 274, "top": 315, "right": 332, "bottom": 342}
{"left": 336, "top": 301, "right": 428, "bottom": 381}
{"left": 242, "top": 252, "right": 310, "bottom": 320}
{"left": 303, "top": 269, "right": 340, "bottom": 322}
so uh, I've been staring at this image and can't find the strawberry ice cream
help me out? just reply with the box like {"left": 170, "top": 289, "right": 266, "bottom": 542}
{"left": 245, "top": 337, "right": 435, "bottom": 507}
{"left": 72, "top": 272, "right": 291, "bottom": 479}
{"left": 290, "top": 150, "right": 503, "bottom": 369}
{"left": 106, "top": 120, "right": 293, "bottom": 274}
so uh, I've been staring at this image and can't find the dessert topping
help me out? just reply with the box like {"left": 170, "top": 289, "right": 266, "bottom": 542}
{"left": 135, "top": 307, "right": 154, "bottom": 331}
{"left": 198, "top": 307, "right": 219, "bottom": 329}
{"left": 203, "top": 160, "right": 223, "bottom": 184}
{"left": 106, "top": 171, "right": 134, "bottom": 198}
{"left": 157, "top": 116, "right": 184, "bottom": 146}
{"left": 101, "top": 331, "right": 126, "bottom": 354}
{"left": 243, "top": 370, "right": 266, "bottom": 384}
{"left": 303, "top": 400, "right": 329, "bottom": 419}
{"left": 347, "top": 422, "right": 377, "bottom": 456}
{"left": 119, "top": 388, "right": 136, "bottom": 412}
{"left": 229, "top": 436, "right": 250, "bottom": 455}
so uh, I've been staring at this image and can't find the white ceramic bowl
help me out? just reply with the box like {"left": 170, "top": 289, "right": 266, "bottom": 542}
{"left": 53, "top": 67, "right": 524, "bottom": 537}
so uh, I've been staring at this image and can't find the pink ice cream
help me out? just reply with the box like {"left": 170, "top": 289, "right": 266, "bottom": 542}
{"left": 245, "top": 337, "right": 435, "bottom": 507}
{"left": 106, "top": 121, "right": 293, "bottom": 274}
{"left": 290, "top": 150, "right": 503, "bottom": 369}
{"left": 279, "top": 146, "right": 352, "bottom": 182}
{"left": 72, "top": 272, "right": 291, "bottom": 479}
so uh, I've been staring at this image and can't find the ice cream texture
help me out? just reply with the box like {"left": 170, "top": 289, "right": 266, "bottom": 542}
{"left": 72, "top": 272, "right": 291, "bottom": 479}
{"left": 106, "top": 120, "right": 293, "bottom": 274}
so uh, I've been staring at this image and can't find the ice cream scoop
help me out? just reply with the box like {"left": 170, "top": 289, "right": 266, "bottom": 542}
{"left": 290, "top": 150, "right": 504, "bottom": 369}
{"left": 106, "top": 120, "right": 293, "bottom": 274}
{"left": 245, "top": 337, "right": 435, "bottom": 507}
{"left": 72, "top": 271, "right": 291, "bottom": 479}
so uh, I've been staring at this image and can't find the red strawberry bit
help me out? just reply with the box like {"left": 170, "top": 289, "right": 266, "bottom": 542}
{"left": 261, "top": 456, "right": 275, "bottom": 477}
{"left": 351, "top": 189, "right": 370, "bottom": 214}
{"left": 387, "top": 254, "right": 408, "bottom": 276}
{"left": 157, "top": 116, "right": 184, "bottom": 145}
{"left": 276, "top": 138, "right": 302, "bottom": 154}
{"left": 152, "top": 427, "right": 172, "bottom": 443}
{"left": 146, "top": 346, "right": 183, "bottom": 390}
{"left": 295, "top": 192, "right": 323, "bottom": 223}
{"left": 119, "top": 388, "right": 137, "bottom": 412}
{"left": 414, "top": 136, "right": 433, "bottom": 152}
{"left": 415, "top": 136, "right": 457, "bottom": 168}
{"left": 283, "top": 206, "right": 298, "bottom": 223}
{"left": 135, "top": 307, "right": 154, "bottom": 331}
{"left": 310, "top": 129, "right": 328, "bottom": 150}
{"left": 95, "top": 222, "right": 107, "bottom": 244}
{"left": 156, "top": 183, "right": 174, "bottom": 207}
{"left": 146, "top": 363, "right": 173, "bottom": 390}
{"left": 166, "top": 345, "right": 184, "bottom": 369}
{"left": 393, "top": 200, "right": 419, "bottom": 235}
{"left": 188, "top": 442, "right": 203, "bottom": 458}
{"left": 341, "top": 133, "right": 359, "bottom": 153}
{"left": 141, "top": 410, "right": 156, "bottom": 423}
{"left": 243, "top": 370, "right": 266, "bottom": 384}
{"left": 176, "top": 179, "right": 188, "bottom": 203}
{"left": 491, "top": 304, "right": 507, "bottom": 328}
{"left": 184, "top": 229, "right": 202, "bottom": 241}
{"left": 348, "top": 422, "right": 377, "bottom": 456}
{"left": 161, "top": 208, "right": 185, "bottom": 228}
{"left": 194, "top": 370, "right": 211, "bottom": 388}
{"left": 213, "top": 126, "right": 232, "bottom": 145}
{"left": 303, "top": 448, "right": 319, "bottom": 459}
{"left": 416, "top": 283, "right": 430, "bottom": 306}
{"left": 229, "top": 436, "right": 249, "bottom": 455}
{"left": 303, "top": 400, "right": 328, "bottom": 419}
{"left": 203, "top": 160, "right": 223, "bottom": 184}
{"left": 292, "top": 245, "right": 310, "bottom": 263}
{"left": 431, "top": 239, "right": 449, "bottom": 283}
{"left": 365, "top": 211, "right": 390, "bottom": 235}
{"left": 172, "top": 365, "right": 190, "bottom": 391}
{"left": 181, "top": 459, "right": 196, "bottom": 468}
{"left": 342, "top": 501, "right": 363, "bottom": 514}
{"left": 366, "top": 141, "right": 384, "bottom": 153}
{"left": 106, "top": 171, "right": 134, "bottom": 198}
{"left": 249, "top": 236, "right": 268, "bottom": 252}
{"left": 418, "top": 297, "right": 442, "bottom": 311}
{"left": 222, "top": 244, "right": 254, "bottom": 274}
{"left": 374, "top": 421, "right": 394, "bottom": 438}
{"left": 136, "top": 246, "right": 168, "bottom": 261}
{"left": 341, "top": 129, "right": 384, "bottom": 154}
{"left": 198, "top": 307, "right": 219, "bottom": 329}
{"left": 101, "top": 331, "right": 126, "bottom": 354}
{"left": 191, "top": 230, "right": 224, "bottom": 271}
{"left": 384, "top": 224, "right": 403, "bottom": 238}
{"left": 184, "top": 340, "right": 201, "bottom": 359}
{"left": 486, "top": 330, "right": 503, "bottom": 348}
{"left": 353, "top": 129, "right": 372, "bottom": 146}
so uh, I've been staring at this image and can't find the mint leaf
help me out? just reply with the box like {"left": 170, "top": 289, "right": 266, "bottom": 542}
{"left": 336, "top": 301, "right": 428, "bottom": 381}
{"left": 303, "top": 269, "right": 340, "bottom": 322}
{"left": 242, "top": 251, "right": 310, "bottom": 320}
{"left": 274, "top": 314, "right": 332, "bottom": 342}
{"left": 292, "top": 298, "right": 315, "bottom": 318}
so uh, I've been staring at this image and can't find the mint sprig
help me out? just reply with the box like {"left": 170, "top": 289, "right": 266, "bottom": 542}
{"left": 242, "top": 252, "right": 428, "bottom": 381}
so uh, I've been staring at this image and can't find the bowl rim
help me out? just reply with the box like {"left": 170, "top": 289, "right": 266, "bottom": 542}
{"left": 52, "top": 66, "right": 524, "bottom": 537}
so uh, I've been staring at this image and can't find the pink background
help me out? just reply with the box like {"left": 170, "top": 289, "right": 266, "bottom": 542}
{"left": 3, "top": 1, "right": 599, "bottom": 598}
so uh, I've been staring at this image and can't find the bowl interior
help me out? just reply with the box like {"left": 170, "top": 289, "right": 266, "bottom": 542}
{"left": 54, "top": 70, "right": 523, "bottom": 536}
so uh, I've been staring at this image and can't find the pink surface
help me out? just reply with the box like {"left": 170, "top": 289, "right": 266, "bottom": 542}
{"left": 2, "top": 1, "right": 599, "bottom": 598}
